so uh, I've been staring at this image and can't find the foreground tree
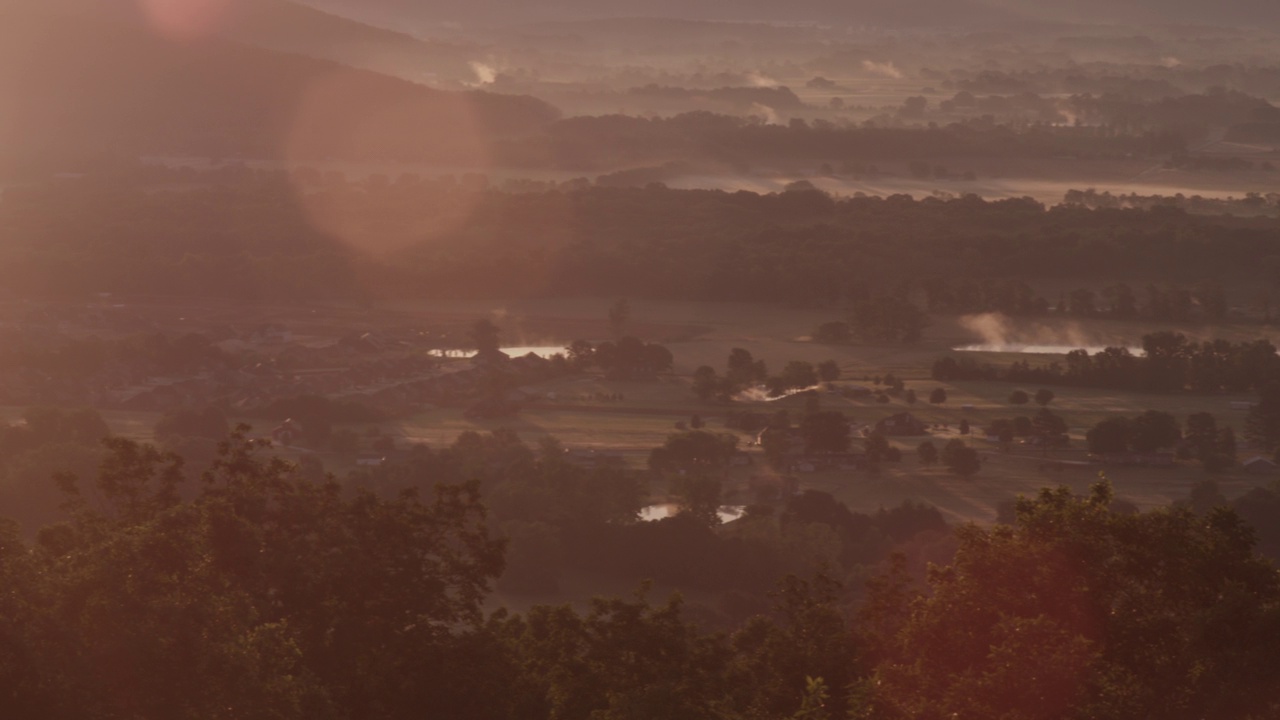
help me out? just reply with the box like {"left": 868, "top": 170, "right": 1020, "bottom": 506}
{"left": 732, "top": 573, "right": 859, "bottom": 719}
{"left": 870, "top": 480, "right": 1280, "bottom": 720}
{"left": 3, "top": 431, "right": 506, "bottom": 720}
{"left": 501, "top": 587, "right": 734, "bottom": 720}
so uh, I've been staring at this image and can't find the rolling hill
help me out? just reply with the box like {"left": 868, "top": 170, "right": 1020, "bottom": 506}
{"left": 0, "top": 4, "right": 559, "bottom": 172}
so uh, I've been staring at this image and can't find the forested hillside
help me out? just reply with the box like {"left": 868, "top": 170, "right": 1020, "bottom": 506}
{"left": 4, "top": 170, "right": 1275, "bottom": 305}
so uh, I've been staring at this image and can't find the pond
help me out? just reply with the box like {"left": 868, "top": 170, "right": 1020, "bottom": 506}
{"left": 641, "top": 504, "right": 746, "bottom": 524}
{"left": 496, "top": 346, "right": 568, "bottom": 358}
{"left": 953, "top": 343, "right": 1144, "bottom": 355}
{"left": 433, "top": 345, "right": 568, "bottom": 359}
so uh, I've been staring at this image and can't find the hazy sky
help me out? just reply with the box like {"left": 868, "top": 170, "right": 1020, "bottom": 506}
{"left": 300, "top": 0, "right": 1280, "bottom": 28}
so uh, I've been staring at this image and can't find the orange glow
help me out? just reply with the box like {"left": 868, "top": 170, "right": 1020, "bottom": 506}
{"left": 138, "top": 0, "right": 235, "bottom": 41}
{"left": 285, "top": 70, "right": 499, "bottom": 253}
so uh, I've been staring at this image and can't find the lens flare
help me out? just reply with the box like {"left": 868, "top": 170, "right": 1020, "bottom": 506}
{"left": 284, "top": 70, "right": 501, "bottom": 254}
{"left": 138, "top": 0, "right": 235, "bottom": 41}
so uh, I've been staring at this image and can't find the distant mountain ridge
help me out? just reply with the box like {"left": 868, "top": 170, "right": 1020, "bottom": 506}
{"left": 298, "top": 0, "right": 1279, "bottom": 30}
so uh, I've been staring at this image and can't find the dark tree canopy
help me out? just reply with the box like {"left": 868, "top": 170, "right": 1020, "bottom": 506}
{"left": 869, "top": 481, "right": 1280, "bottom": 720}
{"left": 0, "top": 430, "right": 506, "bottom": 720}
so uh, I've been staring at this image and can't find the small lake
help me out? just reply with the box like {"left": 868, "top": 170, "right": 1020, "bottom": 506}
{"left": 434, "top": 345, "right": 567, "bottom": 359}
{"left": 954, "top": 343, "right": 1144, "bottom": 355}
{"left": 497, "top": 346, "right": 567, "bottom": 358}
{"left": 642, "top": 504, "right": 746, "bottom": 523}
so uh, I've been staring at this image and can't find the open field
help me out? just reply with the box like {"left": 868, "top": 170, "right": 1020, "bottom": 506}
{"left": 14, "top": 296, "right": 1265, "bottom": 525}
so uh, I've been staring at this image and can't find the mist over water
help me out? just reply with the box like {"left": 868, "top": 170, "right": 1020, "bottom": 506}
{"left": 953, "top": 313, "right": 1144, "bottom": 355}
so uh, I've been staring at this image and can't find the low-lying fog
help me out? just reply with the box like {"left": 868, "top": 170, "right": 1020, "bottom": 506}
{"left": 954, "top": 313, "right": 1145, "bottom": 355}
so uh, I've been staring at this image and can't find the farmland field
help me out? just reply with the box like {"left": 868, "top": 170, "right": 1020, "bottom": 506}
{"left": 367, "top": 298, "right": 1280, "bottom": 523}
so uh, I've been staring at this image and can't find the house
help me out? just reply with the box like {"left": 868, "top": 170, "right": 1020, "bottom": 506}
{"left": 355, "top": 454, "right": 386, "bottom": 467}
{"left": 875, "top": 412, "right": 928, "bottom": 436}
{"left": 1243, "top": 456, "right": 1278, "bottom": 474}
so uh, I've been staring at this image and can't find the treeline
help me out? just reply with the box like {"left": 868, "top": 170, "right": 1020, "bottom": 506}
{"left": 499, "top": 111, "right": 1178, "bottom": 170}
{"left": 9, "top": 171, "right": 1280, "bottom": 305}
{"left": 934, "top": 332, "right": 1280, "bottom": 393}
{"left": 3, "top": 437, "right": 1280, "bottom": 719}
{"left": 921, "top": 277, "right": 1229, "bottom": 322}
{"left": 1064, "top": 188, "right": 1280, "bottom": 217}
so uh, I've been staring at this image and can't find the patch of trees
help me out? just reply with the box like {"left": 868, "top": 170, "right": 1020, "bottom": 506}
{"left": 814, "top": 295, "right": 929, "bottom": 345}
{"left": 940, "top": 439, "right": 982, "bottom": 477}
{"left": 695, "top": 349, "right": 838, "bottom": 401}
{"left": 985, "top": 408, "right": 1070, "bottom": 449}
{"left": 566, "top": 337, "right": 673, "bottom": 379}
{"left": 1085, "top": 410, "right": 1182, "bottom": 455}
{"left": 1065, "top": 188, "right": 1280, "bottom": 217}
{"left": 923, "top": 279, "right": 1229, "bottom": 321}
{"left": 934, "top": 333, "right": 1280, "bottom": 393}
{"left": 693, "top": 348, "right": 768, "bottom": 401}
{"left": 256, "top": 394, "right": 384, "bottom": 448}
{"left": 648, "top": 430, "right": 739, "bottom": 474}
{"left": 1057, "top": 282, "right": 1228, "bottom": 323}
{"left": 1181, "top": 412, "right": 1238, "bottom": 472}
